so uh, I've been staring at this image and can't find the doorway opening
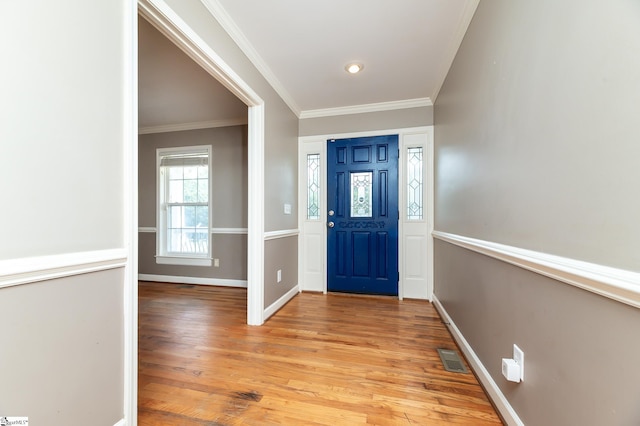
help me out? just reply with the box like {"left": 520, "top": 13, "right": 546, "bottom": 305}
{"left": 137, "top": 0, "right": 265, "bottom": 328}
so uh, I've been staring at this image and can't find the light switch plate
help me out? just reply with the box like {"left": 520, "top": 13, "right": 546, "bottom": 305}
{"left": 284, "top": 203, "right": 292, "bottom": 215}
{"left": 513, "top": 344, "right": 524, "bottom": 381}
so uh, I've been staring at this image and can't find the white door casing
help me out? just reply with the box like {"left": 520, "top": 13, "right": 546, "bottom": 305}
{"left": 298, "top": 127, "right": 434, "bottom": 300}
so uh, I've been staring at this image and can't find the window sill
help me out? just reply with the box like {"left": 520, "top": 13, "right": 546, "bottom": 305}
{"left": 155, "top": 255, "right": 212, "bottom": 267}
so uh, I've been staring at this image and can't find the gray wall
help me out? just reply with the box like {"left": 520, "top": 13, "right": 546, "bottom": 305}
{"left": 139, "top": 126, "right": 248, "bottom": 280}
{"left": 435, "top": 0, "right": 640, "bottom": 270}
{"left": 434, "top": 0, "right": 640, "bottom": 424}
{"left": 0, "top": 271, "right": 124, "bottom": 425}
{"left": 0, "top": 0, "right": 127, "bottom": 423}
{"left": 299, "top": 106, "right": 433, "bottom": 137}
{"left": 162, "top": 0, "right": 299, "bottom": 306}
{"left": 264, "top": 236, "right": 299, "bottom": 307}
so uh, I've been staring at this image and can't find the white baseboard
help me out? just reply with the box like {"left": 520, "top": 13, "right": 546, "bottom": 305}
{"left": 138, "top": 273, "right": 247, "bottom": 288}
{"left": 114, "top": 419, "right": 126, "bottom": 426}
{"left": 432, "top": 295, "right": 523, "bottom": 426}
{"left": 264, "top": 284, "right": 300, "bottom": 320}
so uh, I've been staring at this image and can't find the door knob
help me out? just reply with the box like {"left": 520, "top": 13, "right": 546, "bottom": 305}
{"left": 328, "top": 210, "right": 335, "bottom": 216}
{"left": 327, "top": 221, "right": 335, "bottom": 228}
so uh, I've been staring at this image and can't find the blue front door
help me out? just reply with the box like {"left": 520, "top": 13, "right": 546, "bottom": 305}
{"left": 327, "top": 135, "right": 399, "bottom": 295}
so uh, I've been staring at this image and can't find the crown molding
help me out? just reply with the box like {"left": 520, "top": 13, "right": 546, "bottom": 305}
{"left": 299, "top": 98, "right": 433, "bottom": 120}
{"left": 138, "top": 118, "right": 247, "bottom": 134}
{"left": 430, "top": 0, "right": 480, "bottom": 102}
{"left": 200, "top": 0, "right": 301, "bottom": 117}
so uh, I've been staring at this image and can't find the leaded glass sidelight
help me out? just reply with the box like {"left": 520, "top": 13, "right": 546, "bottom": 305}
{"left": 350, "top": 172, "right": 373, "bottom": 217}
{"left": 407, "top": 147, "right": 423, "bottom": 220}
{"left": 307, "top": 154, "right": 320, "bottom": 220}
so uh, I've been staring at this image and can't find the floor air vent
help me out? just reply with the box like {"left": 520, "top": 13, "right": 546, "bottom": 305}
{"left": 437, "top": 348, "right": 468, "bottom": 373}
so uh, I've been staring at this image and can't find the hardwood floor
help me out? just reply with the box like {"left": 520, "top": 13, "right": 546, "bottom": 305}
{"left": 138, "top": 282, "right": 503, "bottom": 425}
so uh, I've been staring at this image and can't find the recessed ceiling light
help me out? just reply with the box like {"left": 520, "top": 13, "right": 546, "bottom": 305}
{"left": 345, "top": 63, "right": 364, "bottom": 74}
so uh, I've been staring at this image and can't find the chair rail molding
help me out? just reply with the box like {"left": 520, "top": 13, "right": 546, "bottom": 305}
{"left": 0, "top": 249, "right": 128, "bottom": 290}
{"left": 432, "top": 231, "right": 640, "bottom": 309}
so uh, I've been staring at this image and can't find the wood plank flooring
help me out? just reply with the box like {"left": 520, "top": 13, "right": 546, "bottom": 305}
{"left": 138, "top": 282, "right": 503, "bottom": 425}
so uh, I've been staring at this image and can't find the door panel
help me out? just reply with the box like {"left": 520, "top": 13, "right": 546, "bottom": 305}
{"left": 327, "top": 135, "right": 399, "bottom": 295}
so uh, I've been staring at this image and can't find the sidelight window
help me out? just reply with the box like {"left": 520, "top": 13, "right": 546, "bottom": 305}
{"left": 306, "top": 153, "right": 321, "bottom": 220}
{"left": 407, "top": 147, "right": 423, "bottom": 220}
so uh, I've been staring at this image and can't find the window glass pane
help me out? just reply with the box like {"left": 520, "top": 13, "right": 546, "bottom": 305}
{"left": 351, "top": 172, "right": 372, "bottom": 218}
{"left": 196, "top": 206, "right": 209, "bottom": 227}
{"left": 307, "top": 154, "right": 320, "bottom": 220}
{"left": 197, "top": 165, "right": 208, "bottom": 179}
{"left": 168, "top": 179, "right": 183, "bottom": 203}
{"left": 184, "top": 166, "right": 197, "bottom": 179}
{"left": 184, "top": 205, "right": 196, "bottom": 227}
{"left": 197, "top": 178, "right": 208, "bottom": 202}
{"left": 407, "top": 147, "right": 423, "bottom": 220}
{"left": 167, "top": 228, "right": 182, "bottom": 253}
{"left": 169, "top": 167, "right": 182, "bottom": 179}
{"left": 191, "top": 229, "right": 208, "bottom": 254}
{"left": 168, "top": 206, "right": 182, "bottom": 228}
{"left": 183, "top": 179, "right": 198, "bottom": 202}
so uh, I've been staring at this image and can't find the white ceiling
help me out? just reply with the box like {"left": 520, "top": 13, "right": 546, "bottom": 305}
{"left": 138, "top": 1, "right": 478, "bottom": 128}
{"left": 211, "top": 0, "right": 478, "bottom": 116}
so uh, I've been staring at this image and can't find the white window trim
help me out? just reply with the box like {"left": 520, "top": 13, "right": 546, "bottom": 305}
{"left": 156, "top": 144, "right": 213, "bottom": 267}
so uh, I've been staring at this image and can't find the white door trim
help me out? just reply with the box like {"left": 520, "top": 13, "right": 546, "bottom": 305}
{"left": 298, "top": 126, "right": 434, "bottom": 300}
{"left": 123, "top": 2, "right": 137, "bottom": 425}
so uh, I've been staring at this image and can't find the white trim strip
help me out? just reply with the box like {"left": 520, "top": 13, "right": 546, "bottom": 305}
{"left": 264, "top": 284, "right": 300, "bottom": 320}
{"left": 0, "top": 249, "right": 128, "bottom": 290}
{"left": 113, "top": 419, "right": 126, "bottom": 426}
{"left": 139, "top": 118, "right": 247, "bottom": 134}
{"left": 299, "top": 98, "right": 433, "bottom": 120}
{"left": 298, "top": 126, "right": 431, "bottom": 144}
{"left": 432, "top": 231, "right": 640, "bottom": 309}
{"left": 138, "top": 227, "right": 248, "bottom": 235}
{"left": 139, "top": 273, "right": 247, "bottom": 288}
{"left": 433, "top": 296, "right": 523, "bottom": 426}
{"left": 247, "top": 105, "right": 265, "bottom": 325}
{"left": 212, "top": 227, "right": 248, "bottom": 235}
{"left": 155, "top": 256, "right": 212, "bottom": 267}
{"left": 264, "top": 229, "right": 300, "bottom": 241}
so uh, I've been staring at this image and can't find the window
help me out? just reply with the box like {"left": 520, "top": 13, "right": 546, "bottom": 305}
{"left": 407, "top": 147, "right": 423, "bottom": 220}
{"left": 156, "top": 145, "right": 212, "bottom": 266}
{"left": 350, "top": 171, "right": 372, "bottom": 218}
{"left": 306, "top": 153, "right": 320, "bottom": 220}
